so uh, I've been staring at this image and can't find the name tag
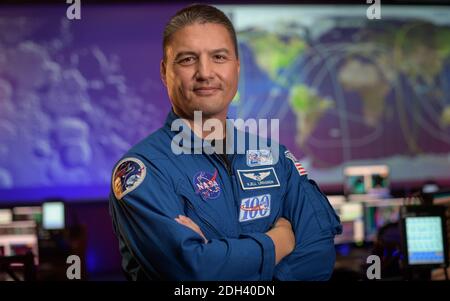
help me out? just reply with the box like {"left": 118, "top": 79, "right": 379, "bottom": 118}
{"left": 237, "top": 167, "right": 280, "bottom": 190}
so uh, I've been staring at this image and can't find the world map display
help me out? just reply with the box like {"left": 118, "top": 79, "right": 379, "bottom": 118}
{"left": 221, "top": 5, "right": 450, "bottom": 186}
{"left": 0, "top": 4, "right": 449, "bottom": 201}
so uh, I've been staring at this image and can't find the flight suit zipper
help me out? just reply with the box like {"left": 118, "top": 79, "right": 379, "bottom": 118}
{"left": 216, "top": 153, "right": 233, "bottom": 176}
{"left": 214, "top": 153, "right": 241, "bottom": 235}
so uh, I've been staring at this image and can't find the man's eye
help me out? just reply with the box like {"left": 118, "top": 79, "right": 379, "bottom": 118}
{"left": 214, "top": 55, "right": 227, "bottom": 62}
{"left": 178, "top": 57, "right": 196, "bottom": 65}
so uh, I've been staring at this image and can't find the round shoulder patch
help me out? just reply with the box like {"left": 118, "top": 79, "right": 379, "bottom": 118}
{"left": 112, "top": 157, "right": 146, "bottom": 200}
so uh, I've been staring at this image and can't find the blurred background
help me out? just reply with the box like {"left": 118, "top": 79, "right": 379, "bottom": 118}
{"left": 0, "top": 0, "right": 449, "bottom": 281}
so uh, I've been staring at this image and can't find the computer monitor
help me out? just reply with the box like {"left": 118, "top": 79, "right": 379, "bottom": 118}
{"left": 344, "top": 165, "right": 390, "bottom": 198}
{"left": 433, "top": 189, "right": 450, "bottom": 205}
{"left": 12, "top": 206, "right": 42, "bottom": 224}
{"left": 332, "top": 202, "right": 364, "bottom": 244}
{"left": 0, "top": 209, "right": 12, "bottom": 225}
{"left": 42, "top": 202, "right": 65, "bottom": 230}
{"left": 400, "top": 206, "right": 449, "bottom": 268}
{"left": 364, "top": 199, "right": 402, "bottom": 242}
{"left": 0, "top": 220, "right": 39, "bottom": 264}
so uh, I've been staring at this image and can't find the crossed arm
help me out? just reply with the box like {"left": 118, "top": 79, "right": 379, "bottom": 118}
{"left": 175, "top": 215, "right": 296, "bottom": 265}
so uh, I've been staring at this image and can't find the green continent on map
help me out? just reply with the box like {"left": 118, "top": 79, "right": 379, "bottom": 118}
{"left": 289, "top": 84, "right": 333, "bottom": 146}
{"left": 244, "top": 32, "right": 305, "bottom": 86}
{"left": 338, "top": 58, "right": 390, "bottom": 127}
{"left": 441, "top": 106, "right": 450, "bottom": 127}
{"left": 372, "top": 22, "right": 450, "bottom": 85}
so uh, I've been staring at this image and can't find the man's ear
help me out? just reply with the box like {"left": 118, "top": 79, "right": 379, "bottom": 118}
{"left": 237, "top": 59, "right": 240, "bottom": 78}
{"left": 160, "top": 59, "right": 167, "bottom": 87}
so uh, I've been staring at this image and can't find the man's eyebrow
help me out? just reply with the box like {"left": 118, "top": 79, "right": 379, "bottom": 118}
{"left": 210, "top": 48, "right": 230, "bottom": 55}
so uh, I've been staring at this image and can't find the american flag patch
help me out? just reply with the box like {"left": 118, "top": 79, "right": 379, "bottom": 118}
{"left": 285, "top": 150, "right": 308, "bottom": 176}
{"left": 294, "top": 162, "right": 308, "bottom": 176}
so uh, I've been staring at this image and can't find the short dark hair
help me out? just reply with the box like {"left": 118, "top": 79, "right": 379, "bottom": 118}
{"left": 162, "top": 4, "right": 239, "bottom": 62}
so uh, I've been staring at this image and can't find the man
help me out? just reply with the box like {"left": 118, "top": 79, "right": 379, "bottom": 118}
{"left": 109, "top": 4, "right": 341, "bottom": 281}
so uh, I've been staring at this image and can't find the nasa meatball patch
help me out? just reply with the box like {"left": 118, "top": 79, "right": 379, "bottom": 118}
{"left": 112, "top": 158, "right": 146, "bottom": 200}
{"left": 192, "top": 170, "right": 221, "bottom": 201}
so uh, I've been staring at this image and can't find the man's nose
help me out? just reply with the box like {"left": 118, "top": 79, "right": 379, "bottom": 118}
{"left": 195, "top": 56, "right": 214, "bottom": 80}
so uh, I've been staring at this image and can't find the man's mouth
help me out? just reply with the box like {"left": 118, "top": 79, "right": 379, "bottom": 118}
{"left": 193, "top": 86, "right": 221, "bottom": 96}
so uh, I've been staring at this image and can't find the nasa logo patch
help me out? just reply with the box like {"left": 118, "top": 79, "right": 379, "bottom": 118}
{"left": 192, "top": 170, "right": 221, "bottom": 201}
{"left": 112, "top": 158, "right": 146, "bottom": 200}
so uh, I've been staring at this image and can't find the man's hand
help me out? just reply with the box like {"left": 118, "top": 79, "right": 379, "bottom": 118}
{"left": 265, "top": 217, "right": 295, "bottom": 265}
{"left": 432, "top": 266, "right": 450, "bottom": 280}
{"left": 175, "top": 215, "right": 208, "bottom": 243}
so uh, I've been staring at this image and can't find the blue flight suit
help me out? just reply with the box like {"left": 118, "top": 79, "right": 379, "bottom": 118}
{"left": 109, "top": 110, "right": 342, "bottom": 280}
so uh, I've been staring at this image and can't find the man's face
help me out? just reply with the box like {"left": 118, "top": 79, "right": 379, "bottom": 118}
{"left": 161, "top": 22, "right": 240, "bottom": 120}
